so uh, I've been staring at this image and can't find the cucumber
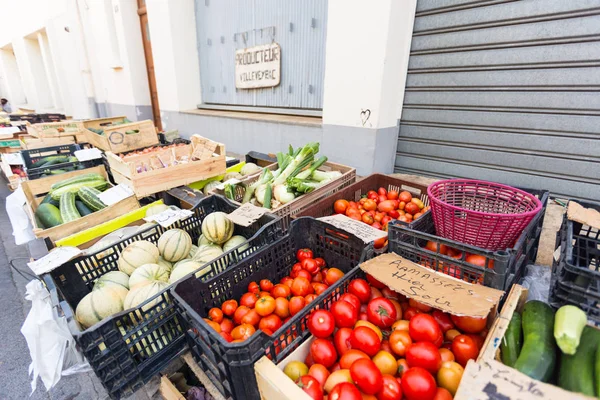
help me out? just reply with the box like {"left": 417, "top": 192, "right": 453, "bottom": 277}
{"left": 75, "top": 200, "right": 93, "bottom": 216}
{"left": 35, "top": 203, "right": 63, "bottom": 228}
{"left": 60, "top": 192, "right": 80, "bottom": 223}
{"left": 78, "top": 186, "right": 107, "bottom": 212}
{"left": 50, "top": 180, "right": 108, "bottom": 200}
{"left": 39, "top": 156, "right": 70, "bottom": 168}
{"left": 558, "top": 326, "right": 600, "bottom": 396}
{"left": 48, "top": 169, "right": 67, "bottom": 175}
{"left": 41, "top": 193, "right": 60, "bottom": 207}
{"left": 513, "top": 301, "right": 557, "bottom": 382}
{"left": 50, "top": 173, "right": 106, "bottom": 191}
{"left": 501, "top": 312, "right": 522, "bottom": 367}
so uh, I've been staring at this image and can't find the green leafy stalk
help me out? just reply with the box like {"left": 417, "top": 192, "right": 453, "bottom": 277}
{"left": 224, "top": 183, "right": 236, "bottom": 200}
{"left": 263, "top": 184, "right": 273, "bottom": 209}
{"left": 273, "top": 143, "right": 320, "bottom": 185}
{"left": 242, "top": 168, "right": 273, "bottom": 203}
{"left": 287, "top": 178, "right": 323, "bottom": 194}
{"left": 296, "top": 156, "right": 327, "bottom": 180}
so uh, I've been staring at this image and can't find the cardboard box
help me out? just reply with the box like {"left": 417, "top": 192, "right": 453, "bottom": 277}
{"left": 255, "top": 253, "right": 506, "bottom": 400}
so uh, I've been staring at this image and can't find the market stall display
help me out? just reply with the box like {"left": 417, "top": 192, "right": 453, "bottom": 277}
{"left": 171, "top": 217, "right": 371, "bottom": 400}
{"left": 43, "top": 194, "right": 282, "bottom": 399}
{"left": 83, "top": 118, "right": 160, "bottom": 153}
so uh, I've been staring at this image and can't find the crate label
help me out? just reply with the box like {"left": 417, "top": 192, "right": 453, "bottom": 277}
{"left": 360, "top": 253, "right": 504, "bottom": 317}
{"left": 567, "top": 201, "right": 600, "bottom": 230}
{"left": 318, "top": 214, "right": 387, "bottom": 243}
{"left": 2, "top": 152, "right": 24, "bottom": 165}
{"left": 454, "top": 360, "right": 591, "bottom": 400}
{"left": 97, "top": 184, "right": 135, "bottom": 206}
{"left": 227, "top": 203, "right": 267, "bottom": 227}
{"left": 216, "top": 178, "right": 241, "bottom": 190}
{"left": 74, "top": 148, "right": 102, "bottom": 162}
{"left": 28, "top": 246, "right": 83, "bottom": 275}
{"left": 144, "top": 207, "right": 193, "bottom": 228}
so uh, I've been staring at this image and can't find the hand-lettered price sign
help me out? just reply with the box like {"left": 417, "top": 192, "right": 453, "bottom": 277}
{"left": 143, "top": 207, "right": 193, "bottom": 228}
{"left": 227, "top": 203, "right": 267, "bottom": 227}
{"left": 28, "top": 246, "right": 83, "bottom": 275}
{"left": 318, "top": 214, "right": 387, "bottom": 243}
{"left": 97, "top": 184, "right": 135, "bottom": 206}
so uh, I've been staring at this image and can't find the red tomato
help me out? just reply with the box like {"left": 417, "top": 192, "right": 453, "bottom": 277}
{"left": 350, "top": 359, "right": 383, "bottom": 395}
{"left": 389, "top": 329, "right": 412, "bottom": 357}
{"left": 465, "top": 254, "right": 494, "bottom": 269}
{"left": 398, "top": 191, "right": 412, "bottom": 203}
{"left": 451, "top": 335, "right": 479, "bottom": 367}
{"left": 350, "top": 326, "right": 381, "bottom": 357}
{"left": 204, "top": 318, "right": 221, "bottom": 332}
{"left": 378, "top": 374, "right": 402, "bottom": 400}
{"left": 450, "top": 315, "right": 487, "bottom": 334}
{"left": 272, "top": 284, "right": 291, "bottom": 299}
{"left": 296, "top": 375, "right": 323, "bottom": 400}
{"left": 331, "top": 300, "right": 358, "bottom": 328}
{"left": 231, "top": 324, "right": 256, "bottom": 340}
{"left": 259, "top": 314, "right": 282, "bottom": 332}
{"left": 290, "top": 263, "right": 303, "bottom": 278}
{"left": 366, "top": 274, "right": 386, "bottom": 289}
{"left": 367, "top": 298, "right": 397, "bottom": 329}
{"left": 373, "top": 236, "right": 386, "bottom": 248}
{"left": 312, "top": 282, "right": 329, "bottom": 296}
{"left": 378, "top": 194, "right": 388, "bottom": 204}
{"left": 377, "top": 200, "right": 397, "bottom": 213}
{"left": 296, "top": 269, "right": 313, "bottom": 281}
{"left": 302, "top": 258, "right": 320, "bottom": 275}
{"left": 273, "top": 297, "right": 290, "bottom": 319}
{"left": 310, "top": 338, "right": 337, "bottom": 368}
{"left": 408, "top": 299, "right": 432, "bottom": 313}
{"left": 431, "top": 310, "right": 455, "bottom": 333}
{"left": 312, "top": 271, "right": 324, "bottom": 283}
{"left": 248, "top": 282, "right": 260, "bottom": 294}
{"left": 401, "top": 367, "right": 437, "bottom": 400}
{"left": 367, "top": 190, "right": 378, "bottom": 200}
{"left": 329, "top": 382, "right": 362, "bottom": 400}
{"left": 339, "top": 293, "right": 361, "bottom": 311}
{"left": 424, "top": 241, "right": 448, "bottom": 255}
{"left": 339, "top": 349, "right": 370, "bottom": 369}
{"left": 308, "top": 364, "right": 330, "bottom": 389}
{"left": 208, "top": 307, "right": 223, "bottom": 323}
{"left": 409, "top": 314, "right": 443, "bottom": 344}
{"left": 291, "top": 277, "right": 313, "bottom": 297}
{"left": 221, "top": 299, "right": 238, "bottom": 317}
{"left": 255, "top": 296, "right": 276, "bottom": 317}
{"left": 233, "top": 305, "right": 250, "bottom": 325}
{"left": 240, "top": 292, "right": 258, "bottom": 308}
{"left": 362, "top": 213, "right": 375, "bottom": 225}
{"left": 467, "top": 334, "right": 484, "bottom": 351}
{"left": 378, "top": 187, "right": 388, "bottom": 197}
{"left": 305, "top": 294, "right": 318, "bottom": 303}
{"left": 297, "top": 248, "right": 314, "bottom": 262}
{"left": 259, "top": 279, "right": 274, "bottom": 292}
{"left": 289, "top": 296, "right": 306, "bottom": 316}
{"left": 334, "top": 327, "right": 353, "bottom": 355}
{"left": 315, "top": 257, "right": 326, "bottom": 268}
{"left": 434, "top": 387, "right": 453, "bottom": 400}
{"left": 370, "top": 287, "right": 383, "bottom": 301}
{"left": 220, "top": 318, "right": 234, "bottom": 334}
{"left": 387, "top": 209, "right": 400, "bottom": 219}
{"left": 241, "top": 309, "right": 260, "bottom": 326}
{"left": 404, "top": 202, "right": 420, "bottom": 215}
{"left": 397, "top": 359, "right": 409, "bottom": 377}
{"left": 334, "top": 199, "right": 349, "bottom": 215}
{"left": 281, "top": 277, "right": 294, "bottom": 288}
{"left": 308, "top": 310, "right": 335, "bottom": 338}
{"left": 219, "top": 331, "right": 233, "bottom": 342}
{"left": 406, "top": 342, "right": 442, "bottom": 374}
{"left": 325, "top": 268, "right": 344, "bottom": 286}
{"left": 363, "top": 199, "right": 377, "bottom": 212}
{"left": 403, "top": 307, "right": 420, "bottom": 320}
{"left": 348, "top": 279, "right": 371, "bottom": 303}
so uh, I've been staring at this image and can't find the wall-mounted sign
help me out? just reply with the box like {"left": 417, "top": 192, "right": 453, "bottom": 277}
{"left": 235, "top": 43, "right": 281, "bottom": 89}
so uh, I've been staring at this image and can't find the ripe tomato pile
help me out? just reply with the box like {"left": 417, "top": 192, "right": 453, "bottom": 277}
{"left": 203, "top": 248, "right": 345, "bottom": 343}
{"left": 332, "top": 188, "right": 430, "bottom": 249}
{"left": 286, "top": 274, "right": 488, "bottom": 400}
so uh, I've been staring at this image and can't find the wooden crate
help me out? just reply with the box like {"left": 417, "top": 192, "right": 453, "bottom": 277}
{"left": 82, "top": 116, "right": 128, "bottom": 130}
{"left": 21, "top": 165, "right": 140, "bottom": 244}
{"left": 27, "top": 121, "right": 86, "bottom": 141}
{"left": 105, "top": 134, "right": 226, "bottom": 198}
{"left": 20, "top": 135, "right": 76, "bottom": 150}
{"left": 83, "top": 119, "right": 159, "bottom": 153}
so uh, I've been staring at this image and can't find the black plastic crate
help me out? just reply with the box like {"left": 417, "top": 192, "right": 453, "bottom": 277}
{"left": 9, "top": 113, "right": 40, "bottom": 123}
{"left": 171, "top": 217, "right": 373, "bottom": 400}
{"left": 21, "top": 144, "right": 102, "bottom": 180}
{"left": 387, "top": 188, "right": 549, "bottom": 290}
{"left": 42, "top": 195, "right": 283, "bottom": 399}
{"left": 38, "top": 113, "right": 66, "bottom": 122}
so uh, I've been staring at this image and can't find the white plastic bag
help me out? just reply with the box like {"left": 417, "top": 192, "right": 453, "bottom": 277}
{"left": 20, "top": 280, "right": 91, "bottom": 393}
{"left": 6, "top": 187, "right": 35, "bottom": 245}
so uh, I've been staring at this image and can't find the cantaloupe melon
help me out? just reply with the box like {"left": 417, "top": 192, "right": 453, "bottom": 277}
{"left": 222, "top": 235, "right": 249, "bottom": 253}
{"left": 157, "top": 229, "right": 192, "bottom": 262}
{"left": 128, "top": 263, "right": 170, "bottom": 288}
{"left": 197, "top": 234, "right": 212, "bottom": 247}
{"left": 93, "top": 271, "right": 130, "bottom": 291}
{"left": 156, "top": 256, "right": 173, "bottom": 273}
{"left": 118, "top": 241, "right": 160, "bottom": 275}
{"left": 169, "top": 261, "right": 210, "bottom": 284}
{"left": 145, "top": 204, "right": 169, "bottom": 217}
{"left": 173, "top": 258, "right": 202, "bottom": 271}
{"left": 76, "top": 286, "right": 129, "bottom": 329}
{"left": 123, "top": 281, "right": 169, "bottom": 313}
{"left": 189, "top": 244, "right": 198, "bottom": 258}
{"left": 193, "top": 244, "right": 224, "bottom": 265}
{"left": 201, "top": 212, "right": 233, "bottom": 244}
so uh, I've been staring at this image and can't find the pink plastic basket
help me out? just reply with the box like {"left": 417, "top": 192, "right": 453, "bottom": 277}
{"left": 427, "top": 179, "right": 542, "bottom": 250}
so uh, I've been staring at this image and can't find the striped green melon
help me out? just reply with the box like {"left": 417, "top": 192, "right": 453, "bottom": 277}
{"left": 223, "top": 235, "right": 249, "bottom": 253}
{"left": 169, "top": 261, "right": 210, "bottom": 284}
{"left": 145, "top": 204, "right": 169, "bottom": 217}
{"left": 201, "top": 212, "right": 234, "bottom": 244}
{"left": 76, "top": 286, "right": 129, "bottom": 329}
{"left": 118, "top": 241, "right": 160, "bottom": 275}
{"left": 128, "top": 263, "right": 170, "bottom": 288}
{"left": 93, "top": 271, "right": 130, "bottom": 291}
{"left": 156, "top": 256, "right": 173, "bottom": 273}
{"left": 189, "top": 244, "right": 198, "bottom": 258}
{"left": 197, "top": 234, "right": 213, "bottom": 247}
{"left": 173, "top": 258, "right": 202, "bottom": 271}
{"left": 157, "top": 229, "right": 192, "bottom": 262}
{"left": 193, "top": 244, "right": 225, "bottom": 265}
{"left": 123, "top": 281, "right": 169, "bottom": 313}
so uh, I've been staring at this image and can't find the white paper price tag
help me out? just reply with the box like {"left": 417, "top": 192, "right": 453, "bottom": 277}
{"left": 28, "top": 247, "right": 83, "bottom": 275}
{"left": 216, "top": 178, "right": 241, "bottom": 190}
{"left": 74, "top": 148, "right": 103, "bottom": 162}
{"left": 144, "top": 207, "right": 193, "bottom": 228}
{"left": 227, "top": 203, "right": 267, "bottom": 227}
{"left": 3, "top": 152, "right": 24, "bottom": 165}
{"left": 97, "top": 184, "right": 135, "bottom": 206}
{"left": 318, "top": 214, "right": 387, "bottom": 243}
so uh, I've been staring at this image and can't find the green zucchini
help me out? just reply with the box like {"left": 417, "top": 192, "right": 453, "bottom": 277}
{"left": 558, "top": 326, "right": 600, "bottom": 396}
{"left": 501, "top": 312, "right": 523, "bottom": 367}
{"left": 48, "top": 169, "right": 67, "bottom": 175}
{"left": 60, "top": 192, "right": 80, "bottom": 223}
{"left": 41, "top": 193, "right": 60, "bottom": 207}
{"left": 554, "top": 305, "right": 587, "bottom": 355}
{"left": 40, "top": 156, "right": 70, "bottom": 167}
{"left": 513, "top": 301, "right": 557, "bottom": 382}
{"left": 35, "top": 203, "right": 63, "bottom": 228}
{"left": 50, "top": 180, "right": 107, "bottom": 200}
{"left": 75, "top": 200, "right": 93, "bottom": 216}
{"left": 78, "top": 186, "right": 107, "bottom": 212}
{"left": 50, "top": 173, "right": 106, "bottom": 191}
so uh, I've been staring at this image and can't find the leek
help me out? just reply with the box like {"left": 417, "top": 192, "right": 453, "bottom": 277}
{"left": 311, "top": 170, "right": 342, "bottom": 182}
{"left": 272, "top": 142, "right": 319, "bottom": 185}
{"left": 296, "top": 156, "right": 328, "bottom": 180}
{"left": 242, "top": 168, "right": 273, "bottom": 203}
{"left": 273, "top": 184, "right": 295, "bottom": 204}
{"left": 263, "top": 184, "right": 273, "bottom": 209}
{"left": 287, "top": 178, "right": 322, "bottom": 194}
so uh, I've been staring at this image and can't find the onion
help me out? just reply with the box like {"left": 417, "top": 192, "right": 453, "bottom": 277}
{"left": 240, "top": 162, "right": 261, "bottom": 176}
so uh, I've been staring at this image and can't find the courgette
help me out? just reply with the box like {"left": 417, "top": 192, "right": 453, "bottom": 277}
{"left": 35, "top": 203, "right": 63, "bottom": 228}
{"left": 41, "top": 193, "right": 60, "bottom": 207}
{"left": 40, "top": 156, "right": 70, "bottom": 167}
{"left": 48, "top": 169, "right": 67, "bottom": 175}
{"left": 501, "top": 312, "right": 523, "bottom": 367}
{"left": 60, "top": 192, "right": 80, "bottom": 223}
{"left": 558, "top": 326, "right": 600, "bottom": 396}
{"left": 50, "top": 180, "right": 108, "bottom": 200}
{"left": 75, "top": 200, "right": 93, "bottom": 216}
{"left": 50, "top": 173, "right": 106, "bottom": 191}
{"left": 554, "top": 305, "right": 587, "bottom": 355}
{"left": 513, "top": 301, "right": 557, "bottom": 382}
{"left": 78, "top": 186, "right": 107, "bottom": 212}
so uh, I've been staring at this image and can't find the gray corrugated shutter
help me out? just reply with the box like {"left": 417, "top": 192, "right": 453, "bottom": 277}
{"left": 195, "top": 0, "right": 327, "bottom": 110}
{"left": 396, "top": 0, "right": 600, "bottom": 201}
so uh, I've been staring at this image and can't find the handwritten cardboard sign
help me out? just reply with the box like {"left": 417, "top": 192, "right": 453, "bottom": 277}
{"left": 144, "top": 207, "right": 193, "bottom": 228}
{"left": 318, "top": 214, "right": 387, "bottom": 243}
{"left": 568, "top": 201, "right": 600, "bottom": 230}
{"left": 454, "top": 359, "right": 594, "bottom": 400}
{"left": 227, "top": 203, "right": 267, "bottom": 227}
{"left": 360, "top": 253, "right": 503, "bottom": 317}
{"left": 28, "top": 247, "right": 83, "bottom": 275}
{"left": 97, "top": 184, "right": 135, "bottom": 206}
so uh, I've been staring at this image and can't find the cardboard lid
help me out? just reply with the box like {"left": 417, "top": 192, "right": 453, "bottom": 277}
{"left": 360, "top": 253, "right": 504, "bottom": 317}
{"left": 567, "top": 201, "right": 600, "bottom": 230}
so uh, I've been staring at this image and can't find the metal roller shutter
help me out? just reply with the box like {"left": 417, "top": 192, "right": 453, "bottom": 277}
{"left": 396, "top": 0, "right": 600, "bottom": 201}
